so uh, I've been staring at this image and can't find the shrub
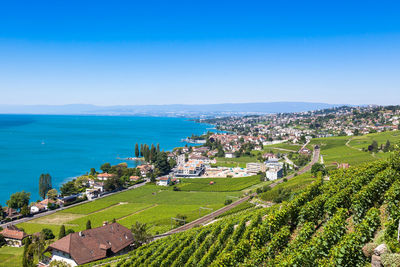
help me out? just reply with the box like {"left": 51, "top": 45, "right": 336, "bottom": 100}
{"left": 224, "top": 199, "right": 233, "bottom": 205}
{"left": 381, "top": 253, "right": 400, "bottom": 267}
{"left": 41, "top": 228, "right": 55, "bottom": 240}
{"left": 362, "top": 243, "right": 377, "bottom": 257}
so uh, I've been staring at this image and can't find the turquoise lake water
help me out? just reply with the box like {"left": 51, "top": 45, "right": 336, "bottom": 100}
{"left": 0, "top": 115, "right": 211, "bottom": 205}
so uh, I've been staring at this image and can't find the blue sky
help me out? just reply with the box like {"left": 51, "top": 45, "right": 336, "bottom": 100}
{"left": 0, "top": 0, "right": 399, "bottom": 105}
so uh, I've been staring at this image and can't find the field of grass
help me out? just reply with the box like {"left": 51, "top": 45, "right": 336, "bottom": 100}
{"left": 177, "top": 175, "right": 260, "bottom": 192}
{"left": 214, "top": 156, "right": 257, "bottom": 168}
{"left": 309, "top": 136, "right": 376, "bottom": 166}
{"left": 259, "top": 172, "right": 316, "bottom": 202}
{"left": 17, "top": 184, "right": 243, "bottom": 235}
{"left": 349, "top": 130, "right": 400, "bottom": 158}
{"left": 0, "top": 246, "right": 23, "bottom": 267}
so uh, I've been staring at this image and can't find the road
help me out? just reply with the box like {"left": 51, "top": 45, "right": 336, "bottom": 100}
{"left": 1, "top": 181, "right": 148, "bottom": 228}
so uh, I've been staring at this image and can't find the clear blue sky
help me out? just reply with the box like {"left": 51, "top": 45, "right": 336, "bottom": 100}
{"left": 1, "top": 0, "right": 399, "bottom": 106}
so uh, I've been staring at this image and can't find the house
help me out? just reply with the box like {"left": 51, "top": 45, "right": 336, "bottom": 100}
{"left": 30, "top": 202, "right": 46, "bottom": 214}
{"left": 97, "top": 173, "right": 115, "bottom": 181}
{"left": 85, "top": 188, "right": 102, "bottom": 200}
{"left": 225, "top": 152, "right": 236, "bottom": 158}
{"left": 3, "top": 207, "right": 19, "bottom": 219}
{"left": 156, "top": 176, "right": 171, "bottom": 186}
{"left": 45, "top": 223, "right": 134, "bottom": 266}
{"left": 129, "top": 176, "right": 140, "bottom": 182}
{"left": 0, "top": 225, "right": 29, "bottom": 247}
{"left": 137, "top": 164, "right": 153, "bottom": 176}
{"left": 266, "top": 167, "right": 283, "bottom": 181}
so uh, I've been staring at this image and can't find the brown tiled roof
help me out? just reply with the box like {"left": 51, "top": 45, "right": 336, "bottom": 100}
{"left": 0, "top": 226, "right": 28, "bottom": 240}
{"left": 47, "top": 223, "right": 134, "bottom": 265}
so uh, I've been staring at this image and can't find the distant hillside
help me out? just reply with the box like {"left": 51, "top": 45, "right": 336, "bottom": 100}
{"left": 0, "top": 102, "right": 348, "bottom": 117}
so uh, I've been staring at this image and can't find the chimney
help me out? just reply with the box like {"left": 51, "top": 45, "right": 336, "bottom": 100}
{"left": 79, "top": 231, "right": 84, "bottom": 237}
{"left": 103, "top": 221, "right": 108, "bottom": 226}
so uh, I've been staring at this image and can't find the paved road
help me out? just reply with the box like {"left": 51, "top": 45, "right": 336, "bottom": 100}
{"left": 1, "top": 181, "right": 148, "bottom": 228}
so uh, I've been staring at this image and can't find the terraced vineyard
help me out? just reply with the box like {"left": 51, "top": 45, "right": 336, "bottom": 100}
{"left": 92, "top": 153, "right": 400, "bottom": 267}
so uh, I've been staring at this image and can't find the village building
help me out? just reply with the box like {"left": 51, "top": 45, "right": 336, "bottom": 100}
{"left": 97, "top": 173, "right": 115, "bottom": 181}
{"left": 174, "top": 160, "right": 205, "bottom": 177}
{"left": 45, "top": 223, "right": 134, "bottom": 266}
{"left": 266, "top": 166, "right": 283, "bottom": 181}
{"left": 156, "top": 176, "right": 171, "bottom": 186}
{"left": 246, "top": 162, "right": 267, "bottom": 174}
{"left": 0, "top": 225, "right": 29, "bottom": 247}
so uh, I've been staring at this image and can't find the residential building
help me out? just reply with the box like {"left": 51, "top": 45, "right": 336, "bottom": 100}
{"left": 97, "top": 173, "right": 115, "bottom": 181}
{"left": 246, "top": 162, "right": 267, "bottom": 174}
{"left": 156, "top": 176, "right": 171, "bottom": 186}
{"left": 266, "top": 167, "right": 283, "bottom": 181}
{"left": 0, "top": 226, "right": 29, "bottom": 247}
{"left": 46, "top": 223, "right": 134, "bottom": 266}
{"left": 174, "top": 160, "right": 205, "bottom": 177}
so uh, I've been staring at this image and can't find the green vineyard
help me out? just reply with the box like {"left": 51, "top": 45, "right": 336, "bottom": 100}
{"left": 86, "top": 154, "right": 400, "bottom": 267}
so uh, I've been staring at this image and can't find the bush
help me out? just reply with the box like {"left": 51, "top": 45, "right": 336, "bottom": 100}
{"left": 362, "top": 243, "right": 377, "bottom": 257}
{"left": 41, "top": 228, "right": 55, "bottom": 240}
{"left": 225, "top": 199, "right": 233, "bottom": 205}
{"left": 173, "top": 186, "right": 181, "bottom": 191}
{"left": 0, "top": 234, "right": 5, "bottom": 247}
{"left": 381, "top": 253, "right": 400, "bottom": 267}
{"left": 283, "top": 178, "right": 288, "bottom": 182}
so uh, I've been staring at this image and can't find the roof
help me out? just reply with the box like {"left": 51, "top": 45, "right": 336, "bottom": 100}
{"left": 47, "top": 223, "right": 134, "bottom": 265}
{"left": 0, "top": 226, "right": 28, "bottom": 240}
{"left": 97, "top": 173, "right": 115, "bottom": 178}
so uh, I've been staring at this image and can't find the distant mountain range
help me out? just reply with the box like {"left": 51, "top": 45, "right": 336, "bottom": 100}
{"left": 0, "top": 102, "right": 352, "bottom": 117}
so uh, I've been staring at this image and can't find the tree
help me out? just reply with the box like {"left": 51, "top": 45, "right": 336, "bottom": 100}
{"left": 135, "top": 143, "right": 140, "bottom": 158}
{"left": 155, "top": 152, "right": 171, "bottom": 176}
{"left": 100, "top": 162, "right": 111, "bottom": 173}
{"left": 59, "top": 225, "right": 66, "bottom": 239}
{"left": 311, "top": 163, "right": 326, "bottom": 177}
{"left": 60, "top": 181, "right": 78, "bottom": 196}
{"left": 7, "top": 191, "right": 30, "bottom": 212}
{"left": 41, "top": 228, "right": 55, "bottom": 240}
{"left": 90, "top": 168, "right": 96, "bottom": 176}
{"left": 21, "top": 205, "right": 30, "bottom": 216}
{"left": 175, "top": 214, "right": 187, "bottom": 226}
{"left": 104, "top": 176, "right": 123, "bottom": 191}
{"left": 0, "top": 204, "right": 3, "bottom": 220}
{"left": 39, "top": 173, "right": 52, "bottom": 199}
{"left": 131, "top": 222, "right": 151, "bottom": 248}
{"left": 384, "top": 140, "right": 392, "bottom": 152}
{"left": 368, "top": 140, "right": 379, "bottom": 153}
{"left": 112, "top": 218, "right": 116, "bottom": 223}
{"left": 140, "top": 144, "right": 144, "bottom": 156}
{"left": 0, "top": 234, "right": 5, "bottom": 247}
{"left": 86, "top": 220, "right": 92, "bottom": 230}
{"left": 22, "top": 237, "right": 34, "bottom": 267}
{"left": 66, "top": 229, "right": 75, "bottom": 235}
{"left": 47, "top": 189, "right": 58, "bottom": 200}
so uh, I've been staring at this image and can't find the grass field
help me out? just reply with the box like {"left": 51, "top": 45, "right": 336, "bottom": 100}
{"left": 214, "top": 156, "right": 257, "bottom": 168}
{"left": 262, "top": 142, "right": 301, "bottom": 152}
{"left": 177, "top": 175, "right": 260, "bottom": 192}
{"left": 0, "top": 246, "right": 23, "bottom": 267}
{"left": 17, "top": 184, "right": 243, "bottom": 235}
{"left": 259, "top": 172, "right": 316, "bottom": 202}
{"left": 309, "top": 131, "right": 400, "bottom": 166}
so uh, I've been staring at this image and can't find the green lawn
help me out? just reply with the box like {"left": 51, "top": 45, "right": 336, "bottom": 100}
{"left": 177, "top": 175, "right": 260, "bottom": 192}
{"left": 0, "top": 246, "right": 23, "bottom": 267}
{"left": 17, "top": 184, "right": 243, "bottom": 235}
{"left": 262, "top": 142, "right": 302, "bottom": 152}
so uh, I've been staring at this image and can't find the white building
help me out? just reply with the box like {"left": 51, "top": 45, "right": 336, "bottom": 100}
{"left": 266, "top": 167, "right": 283, "bottom": 181}
{"left": 246, "top": 162, "right": 267, "bottom": 174}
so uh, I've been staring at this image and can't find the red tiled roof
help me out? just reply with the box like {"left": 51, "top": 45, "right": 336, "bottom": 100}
{"left": 0, "top": 226, "right": 28, "bottom": 240}
{"left": 47, "top": 223, "right": 134, "bottom": 265}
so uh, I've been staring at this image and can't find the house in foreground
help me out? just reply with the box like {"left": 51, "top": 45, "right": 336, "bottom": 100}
{"left": 0, "top": 225, "right": 29, "bottom": 247}
{"left": 45, "top": 223, "right": 134, "bottom": 266}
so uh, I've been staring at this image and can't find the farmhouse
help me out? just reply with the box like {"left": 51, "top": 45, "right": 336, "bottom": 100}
{"left": 45, "top": 223, "right": 134, "bottom": 266}
{"left": 0, "top": 225, "right": 29, "bottom": 247}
